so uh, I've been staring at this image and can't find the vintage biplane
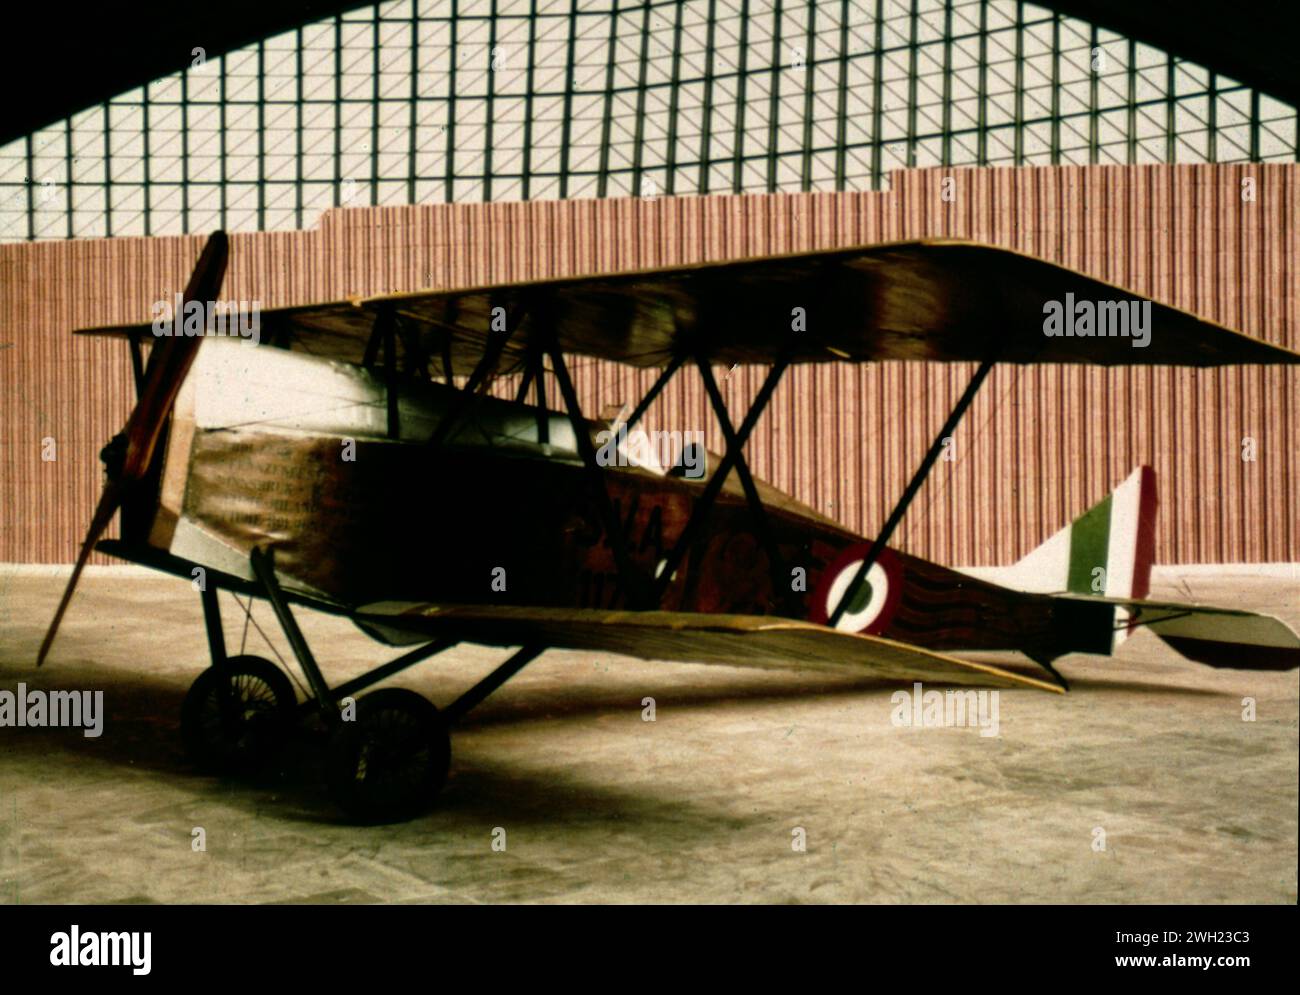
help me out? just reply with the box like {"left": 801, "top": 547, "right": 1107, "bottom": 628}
{"left": 37, "top": 230, "right": 1300, "bottom": 822}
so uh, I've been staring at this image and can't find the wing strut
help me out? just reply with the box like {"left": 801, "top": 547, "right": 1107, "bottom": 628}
{"left": 381, "top": 306, "right": 400, "bottom": 439}
{"left": 828, "top": 354, "right": 997, "bottom": 627}
{"left": 361, "top": 310, "right": 384, "bottom": 368}
{"left": 544, "top": 330, "right": 652, "bottom": 609}
{"left": 513, "top": 341, "right": 551, "bottom": 443}
{"left": 694, "top": 355, "right": 797, "bottom": 614}
{"left": 621, "top": 353, "right": 686, "bottom": 433}
{"left": 127, "top": 329, "right": 145, "bottom": 400}
{"left": 427, "top": 296, "right": 525, "bottom": 447}
{"left": 359, "top": 305, "right": 403, "bottom": 438}
{"left": 250, "top": 547, "right": 342, "bottom": 723}
{"left": 651, "top": 351, "right": 792, "bottom": 605}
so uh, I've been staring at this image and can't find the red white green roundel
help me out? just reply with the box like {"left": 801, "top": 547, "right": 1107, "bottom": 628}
{"left": 809, "top": 544, "right": 903, "bottom": 634}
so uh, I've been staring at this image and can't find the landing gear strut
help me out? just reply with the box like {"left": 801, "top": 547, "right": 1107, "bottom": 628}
{"left": 131, "top": 541, "right": 548, "bottom": 823}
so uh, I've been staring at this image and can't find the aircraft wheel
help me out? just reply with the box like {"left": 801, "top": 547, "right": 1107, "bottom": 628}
{"left": 326, "top": 688, "right": 450, "bottom": 823}
{"left": 181, "top": 655, "right": 297, "bottom": 774}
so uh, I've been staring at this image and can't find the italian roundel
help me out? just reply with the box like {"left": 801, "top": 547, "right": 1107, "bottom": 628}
{"left": 808, "top": 544, "right": 903, "bottom": 634}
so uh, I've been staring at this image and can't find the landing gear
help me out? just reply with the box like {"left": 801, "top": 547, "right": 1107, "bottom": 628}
{"left": 100, "top": 541, "right": 544, "bottom": 823}
{"left": 180, "top": 655, "right": 296, "bottom": 773}
{"left": 326, "top": 689, "right": 451, "bottom": 823}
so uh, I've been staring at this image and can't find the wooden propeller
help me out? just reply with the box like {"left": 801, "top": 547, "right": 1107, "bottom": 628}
{"left": 37, "top": 231, "right": 229, "bottom": 666}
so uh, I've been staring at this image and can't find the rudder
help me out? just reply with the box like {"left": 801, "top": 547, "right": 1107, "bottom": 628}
{"left": 963, "top": 465, "right": 1157, "bottom": 652}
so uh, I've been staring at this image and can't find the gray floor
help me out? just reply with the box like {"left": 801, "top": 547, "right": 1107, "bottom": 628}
{"left": 0, "top": 568, "right": 1296, "bottom": 904}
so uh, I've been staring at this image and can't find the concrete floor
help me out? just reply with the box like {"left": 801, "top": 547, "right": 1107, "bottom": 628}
{"left": 0, "top": 567, "right": 1295, "bottom": 904}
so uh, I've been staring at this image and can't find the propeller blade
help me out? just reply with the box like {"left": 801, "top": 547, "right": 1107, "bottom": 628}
{"left": 36, "top": 482, "right": 124, "bottom": 666}
{"left": 120, "top": 230, "right": 229, "bottom": 483}
{"left": 37, "top": 231, "right": 229, "bottom": 665}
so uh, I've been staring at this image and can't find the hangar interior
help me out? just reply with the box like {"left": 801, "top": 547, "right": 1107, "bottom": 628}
{"left": 0, "top": 0, "right": 1296, "bottom": 903}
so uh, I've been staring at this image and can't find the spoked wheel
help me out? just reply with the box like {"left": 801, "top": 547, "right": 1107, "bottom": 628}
{"left": 326, "top": 688, "right": 451, "bottom": 824}
{"left": 181, "top": 655, "right": 297, "bottom": 774}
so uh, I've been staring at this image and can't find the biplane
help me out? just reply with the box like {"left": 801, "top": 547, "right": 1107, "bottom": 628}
{"left": 37, "top": 230, "right": 1300, "bottom": 822}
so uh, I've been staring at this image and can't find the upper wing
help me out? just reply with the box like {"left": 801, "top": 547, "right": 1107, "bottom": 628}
{"left": 353, "top": 602, "right": 1065, "bottom": 693}
{"left": 76, "top": 239, "right": 1300, "bottom": 373}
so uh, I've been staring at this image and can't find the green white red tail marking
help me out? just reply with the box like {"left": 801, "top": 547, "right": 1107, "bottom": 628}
{"left": 962, "top": 466, "right": 1156, "bottom": 651}
{"left": 960, "top": 466, "right": 1300, "bottom": 668}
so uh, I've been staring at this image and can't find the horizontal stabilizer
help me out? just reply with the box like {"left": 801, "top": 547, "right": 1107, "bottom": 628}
{"left": 1053, "top": 593, "right": 1300, "bottom": 671}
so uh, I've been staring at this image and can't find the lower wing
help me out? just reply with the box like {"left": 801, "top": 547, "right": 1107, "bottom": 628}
{"left": 353, "top": 603, "right": 1065, "bottom": 693}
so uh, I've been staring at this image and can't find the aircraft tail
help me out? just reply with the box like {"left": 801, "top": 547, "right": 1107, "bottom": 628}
{"left": 974, "top": 465, "right": 1156, "bottom": 611}
{"left": 957, "top": 466, "right": 1156, "bottom": 662}
{"left": 967, "top": 465, "right": 1300, "bottom": 670}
